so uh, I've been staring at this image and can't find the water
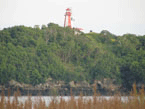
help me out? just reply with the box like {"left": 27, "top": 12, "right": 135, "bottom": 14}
{"left": 0, "top": 96, "right": 130, "bottom": 106}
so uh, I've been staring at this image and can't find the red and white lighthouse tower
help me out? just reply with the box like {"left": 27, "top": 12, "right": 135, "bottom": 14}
{"left": 64, "top": 8, "right": 72, "bottom": 28}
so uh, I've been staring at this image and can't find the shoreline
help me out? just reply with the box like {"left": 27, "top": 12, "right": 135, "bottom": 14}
{"left": 0, "top": 87, "right": 128, "bottom": 96}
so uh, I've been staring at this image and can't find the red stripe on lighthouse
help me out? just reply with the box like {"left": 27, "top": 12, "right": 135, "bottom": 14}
{"left": 68, "top": 15, "right": 71, "bottom": 28}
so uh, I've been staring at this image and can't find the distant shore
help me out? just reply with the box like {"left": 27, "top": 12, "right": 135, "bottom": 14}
{"left": 0, "top": 87, "right": 128, "bottom": 96}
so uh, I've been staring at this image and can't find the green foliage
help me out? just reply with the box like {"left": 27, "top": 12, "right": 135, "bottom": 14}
{"left": 0, "top": 24, "right": 145, "bottom": 89}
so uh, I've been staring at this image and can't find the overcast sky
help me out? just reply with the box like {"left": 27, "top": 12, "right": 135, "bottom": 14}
{"left": 0, "top": 0, "right": 145, "bottom": 35}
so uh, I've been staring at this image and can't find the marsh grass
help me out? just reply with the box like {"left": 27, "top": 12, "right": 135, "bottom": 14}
{"left": 0, "top": 84, "right": 144, "bottom": 109}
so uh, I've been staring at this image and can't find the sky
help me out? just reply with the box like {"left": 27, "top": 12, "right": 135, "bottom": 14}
{"left": 0, "top": 0, "right": 145, "bottom": 35}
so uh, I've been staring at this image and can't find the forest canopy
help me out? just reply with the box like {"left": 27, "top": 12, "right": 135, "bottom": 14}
{"left": 0, "top": 23, "right": 145, "bottom": 89}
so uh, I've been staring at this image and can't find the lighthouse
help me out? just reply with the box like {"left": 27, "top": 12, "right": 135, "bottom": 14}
{"left": 64, "top": 8, "right": 72, "bottom": 28}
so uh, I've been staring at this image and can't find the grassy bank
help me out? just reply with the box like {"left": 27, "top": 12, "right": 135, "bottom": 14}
{"left": 0, "top": 84, "right": 144, "bottom": 109}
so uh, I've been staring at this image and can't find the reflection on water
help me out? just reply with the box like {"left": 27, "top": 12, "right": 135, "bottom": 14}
{"left": 0, "top": 96, "right": 131, "bottom": 106}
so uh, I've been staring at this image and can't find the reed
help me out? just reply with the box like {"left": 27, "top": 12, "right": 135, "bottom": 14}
{"left": 0, "top": 84, "right": 144, "bottom": 109}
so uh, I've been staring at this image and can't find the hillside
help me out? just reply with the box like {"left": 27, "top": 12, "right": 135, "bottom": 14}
{"left": 0, "top": 23, "right": 145, "bottom": 89}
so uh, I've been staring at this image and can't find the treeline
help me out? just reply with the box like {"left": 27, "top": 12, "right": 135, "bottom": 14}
{"left": 0, "top": 23, "right": 145, "bottom": 90}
